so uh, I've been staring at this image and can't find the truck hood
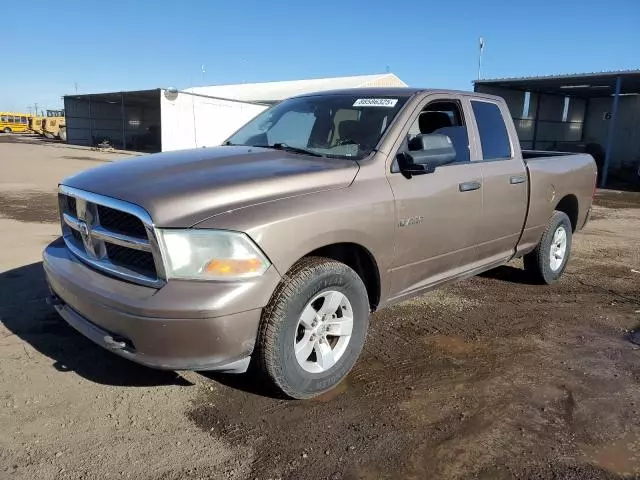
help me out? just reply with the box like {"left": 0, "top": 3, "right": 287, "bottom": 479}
{"left": 63, "top": 146, "right": 359, "bottom": 227}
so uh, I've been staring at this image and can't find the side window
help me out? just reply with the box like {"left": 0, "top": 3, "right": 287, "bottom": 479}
{"left": 0, "top": 115, "right": 6, "bottom": 122}
{"left": 8, "top": 116, "right": 15, "bottom": 123}
{"left": 471, "top": 101, "right": 512, "bottom": 160}
{"left": 407, "top": 100, "right": 470, "bottom": 163}
{"left": 21, "top": 116, "right": 27, "bottom": 124}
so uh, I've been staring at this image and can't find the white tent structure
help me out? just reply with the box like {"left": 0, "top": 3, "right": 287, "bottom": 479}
{"left": 186, "top": 73, "right": 407, "bottom": 104}
{"left": 64, "top": 73, "right": 407, "bottom": 153}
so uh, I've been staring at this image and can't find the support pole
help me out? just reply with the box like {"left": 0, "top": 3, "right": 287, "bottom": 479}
{"left": 531, "top": 92, "right": 542, "bottom": 150}
{"left": 88, "top": 96, "right": 93, "bottom": 146}
{"left": 580, "top": 98, "right": 590, "bottom": 143}
{"left": 601, "top": 76, "right": 622, "bottom": 187}
{"left": 121, "top": 93, "right": 126, "bottom": 150}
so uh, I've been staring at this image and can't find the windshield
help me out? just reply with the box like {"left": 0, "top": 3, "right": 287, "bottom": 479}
{"left": 226, "top": 94, "right": 409, "bottom": 159}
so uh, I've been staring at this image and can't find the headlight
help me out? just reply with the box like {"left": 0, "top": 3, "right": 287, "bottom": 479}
{"left": 157, "top": 229, "right": 270, "bottom": 280}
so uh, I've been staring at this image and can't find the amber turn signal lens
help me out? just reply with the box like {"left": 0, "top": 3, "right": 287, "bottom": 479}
{"left": 203, "top": 258, "right": 264, "bottom": 276}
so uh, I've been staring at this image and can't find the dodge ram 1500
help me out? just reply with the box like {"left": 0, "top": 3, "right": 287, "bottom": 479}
{"left": 44, "top": 88, "right": 597, "bottom": 398}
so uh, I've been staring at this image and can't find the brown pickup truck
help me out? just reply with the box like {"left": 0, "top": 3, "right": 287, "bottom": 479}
{"left": 43, "top": 88, "right": 597, "bottom": 399}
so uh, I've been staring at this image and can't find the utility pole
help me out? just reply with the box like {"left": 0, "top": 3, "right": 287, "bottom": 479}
{"left": 34, "top": 103, "right": 38, "bottom": 117}
{"left": 74, "top": 82, "right": 78, "bottom": 94}
{"left": 478, "top": 37, "right": 485, "bottom": 80}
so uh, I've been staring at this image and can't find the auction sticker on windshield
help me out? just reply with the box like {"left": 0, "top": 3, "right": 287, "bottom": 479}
{"left": 353, "top": 98, "right": 398, "bottom": 108}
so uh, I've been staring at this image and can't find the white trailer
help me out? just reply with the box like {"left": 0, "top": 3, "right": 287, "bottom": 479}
{"left": 159, "top": 89, "right": 267, "bottom": 152}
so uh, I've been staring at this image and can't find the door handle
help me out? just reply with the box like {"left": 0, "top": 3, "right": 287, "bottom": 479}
{"left": 510, "top": 175, "right": 527, "bottom": 184}
{"left": 459, "top": 181, "right": 481, "bottom": 192}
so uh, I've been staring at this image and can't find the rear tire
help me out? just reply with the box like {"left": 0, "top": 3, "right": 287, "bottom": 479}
{"left": 3, "top": 127, "right": 11, "bottom": 133}
{"left": 257, "top": 257, "right": 370, "bottom": 399}
{"left": 524, "top": 211, "right": 572, "bottom": 284}
{"left": 59, "top": 127, "right": 67, "bottom": 142}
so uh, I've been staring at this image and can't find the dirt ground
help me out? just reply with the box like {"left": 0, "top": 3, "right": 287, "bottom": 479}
{"left": 1, "top": 136, "right": 639, "bottom": 480}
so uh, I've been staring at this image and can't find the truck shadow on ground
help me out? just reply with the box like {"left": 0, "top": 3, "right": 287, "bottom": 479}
{"left": 200, "top": 369, "right": 286, "bottom": 399}
{"left": 479, "top": 264, "right": 537, "bottom": 284}
{"left": 0, "top": 262, "right": 192, "bottom": 387}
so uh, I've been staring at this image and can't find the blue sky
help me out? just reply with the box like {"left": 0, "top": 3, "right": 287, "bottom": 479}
{"left": 3, "top": 0, "right": 639, "bottom": 112}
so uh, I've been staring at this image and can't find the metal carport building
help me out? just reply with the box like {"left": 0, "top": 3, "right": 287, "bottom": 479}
{"left": 474, "top": 70, "right": 640, "bottom": 186}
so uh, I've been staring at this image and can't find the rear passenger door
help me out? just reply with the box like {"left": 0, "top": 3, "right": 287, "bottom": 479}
{"left": 467, "top": 98, "right": 528, "bottom": 264}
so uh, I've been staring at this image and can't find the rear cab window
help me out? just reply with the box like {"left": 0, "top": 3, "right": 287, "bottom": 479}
{"left": 471, "top": 100, "right": 512, "bottom": 160}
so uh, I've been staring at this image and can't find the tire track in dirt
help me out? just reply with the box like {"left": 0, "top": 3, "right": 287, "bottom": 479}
{"left": 184, "top": 238, "right": 640, "bottom": 479}
{"left": 0, "top": 190, "right": 59, "bottom": 223}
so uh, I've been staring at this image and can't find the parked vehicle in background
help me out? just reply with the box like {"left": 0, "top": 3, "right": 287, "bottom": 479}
{"left": 43, "top": 88, "right": 597, "bottom": 400}
{"left": 43, "top": 109, "right": 66, "bottom": 141}
{"left": 28, "top": 115, "right": 45, "bottom": 135}
{"left": 0, "top": 112, "right": 31, "bottom": 133}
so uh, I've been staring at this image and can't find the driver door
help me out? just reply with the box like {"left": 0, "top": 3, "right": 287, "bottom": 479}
{"left": 387, "top": 94, "right": 484, "bottom": 301}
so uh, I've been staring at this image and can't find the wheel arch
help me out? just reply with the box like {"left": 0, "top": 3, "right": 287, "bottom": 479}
{"left": 302, "top": 242, "right": 381, "bottom": 312}
{"left": 554, "top": 194, "right": 579, "bottom": 232}
{"left": 554, "top": 193, "right": 580, "bottom": 232}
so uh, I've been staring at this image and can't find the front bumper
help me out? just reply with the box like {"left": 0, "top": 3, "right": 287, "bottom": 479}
{"left": 43, "top": 237, "right": 281, "bottom": 372}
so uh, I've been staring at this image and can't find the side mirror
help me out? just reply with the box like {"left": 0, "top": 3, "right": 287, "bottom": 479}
{"left": 398, "top": 134, "right": 457, "bottom": 178}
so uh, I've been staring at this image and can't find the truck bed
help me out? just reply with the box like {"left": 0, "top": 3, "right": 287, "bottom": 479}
{"left": 521, "top": 150, "right": 578, "bottom": 161}
{"left": 521, "top": 152, "right": 597, "bottom": 237}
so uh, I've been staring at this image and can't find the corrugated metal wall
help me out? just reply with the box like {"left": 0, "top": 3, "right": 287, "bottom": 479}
{"left": 583, "top": 96, "right": 640, "bottom": 168}
{"left": 64, "top": 92, "right": 161, "bottom": 151}
{"left": 475, "top": 85, "right": 586, "bottom": 150}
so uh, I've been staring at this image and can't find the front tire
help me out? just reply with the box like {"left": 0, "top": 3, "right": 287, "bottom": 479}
{"left": 524, "top": 211, "right": 573, "bottom": 284}
{"left": 3, "top": 127, "right": 11, "bottom": 133}
{"left": 257, "top": 257, "right": 370, "bottom": 399}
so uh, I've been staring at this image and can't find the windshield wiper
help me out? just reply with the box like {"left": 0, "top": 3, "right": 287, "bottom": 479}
{"left": 255, "top": 143, "right": 324, "bottom": 157}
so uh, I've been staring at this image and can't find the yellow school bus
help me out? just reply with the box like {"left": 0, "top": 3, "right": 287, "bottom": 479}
{"left": 0, "top": 112, "right": 32, "bottom": 133}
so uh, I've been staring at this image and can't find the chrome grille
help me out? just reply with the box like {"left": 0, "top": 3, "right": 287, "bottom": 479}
{"left": 58, "top": 185, "right": 165, "bottom": 288}
{"left": 105, "top": 243, "right": 156, "bottom": 277}
{"left": 96, "top": 204, "right": 148, "bottom": 238}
